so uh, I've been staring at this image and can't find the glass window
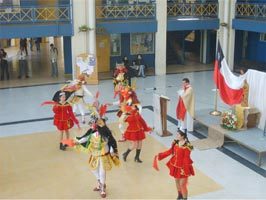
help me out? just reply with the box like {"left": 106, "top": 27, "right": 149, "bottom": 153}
{"left": 130, "top": 33, "right": 154, "bottom": 55}
{"left": 260, "top": 33, "right": 266, "bottom": 42}
{"left": 110, "top": 34, "right": 121, "bottom": 56}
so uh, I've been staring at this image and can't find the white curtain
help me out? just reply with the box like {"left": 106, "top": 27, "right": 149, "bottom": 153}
{"left": 246, "top": 69, "right": 266, "bottom": 130}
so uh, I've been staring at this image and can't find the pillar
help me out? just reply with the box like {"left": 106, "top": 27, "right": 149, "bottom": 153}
{"left": 71, "top": 0, "right": 87, "bottom": 79}
{"left": 87, "top": 0, "right": 96, "bottom": 55}
{"left": 218, "top": 0, "right": 236, "bottom": 70}
{"left": 155, "top": 0, "right": 167, "bottom": 75}
{"left": 200, "top": 30, "right": 208, "bottom": 64}
{"left": 63, "top": 36, "right": 72, "bottom": 74}
{"left": 227, "top": 0, "right": 237, "bottom": 70}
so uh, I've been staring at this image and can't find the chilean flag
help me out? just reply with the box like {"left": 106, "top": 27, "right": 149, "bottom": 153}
{"left": 214, "top": 41, "right": 246, "bottom": 105}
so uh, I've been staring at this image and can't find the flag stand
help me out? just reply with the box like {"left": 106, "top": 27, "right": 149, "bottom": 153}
{"left": 210, "top": 88, "right": 221, "bottom": 116}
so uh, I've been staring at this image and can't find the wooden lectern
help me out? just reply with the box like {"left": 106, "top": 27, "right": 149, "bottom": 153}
{"left": 76, "top": 53, "right": 98, "bottom": 84}
{"left": 160, "top": 95, "right": 172, "bottom": 137}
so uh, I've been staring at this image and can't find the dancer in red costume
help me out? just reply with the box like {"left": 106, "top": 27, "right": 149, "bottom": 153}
{"left": 121, "top": 87, "right": 152, "bottom": 163}
{"left": 154, "top": 130, "right": 194, "bottom": 199}
{"left": 113, "top": 63, "right": 129, "bottom": 91}
{"left": 43, "top": 91, "right": 80, "bottom": 150}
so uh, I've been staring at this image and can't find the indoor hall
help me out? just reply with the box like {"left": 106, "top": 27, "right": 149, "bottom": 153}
{"left": 0, "top": 71, "right": 265, "bottom": 199}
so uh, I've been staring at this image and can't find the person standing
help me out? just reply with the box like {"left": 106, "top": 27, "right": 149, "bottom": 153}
{"left": 52, "top": 92, "right": 80, "bottom": 150}
{"left": 71, "top": 75, "right": 94, "bottom": 124}
{"left": 49, "top": 44, "right": 58, "bottom": 77}
{"left": 155, "top": 130, "right": 194, "bottom": 200}
{"left": 75, "top": 118, "right": 119, "bottom": 198}
{"left": 17, "top": 47, "right": 29, "bottom": 79}
{"left": 20, "top": 38, "right": 28, "bottom": 55}
{"left": 176, "top": 78, "right": 195, "bottom": 133}
{"left": 29, "top": 38, "right": 34, "bottom": 52}
{"left": 121, "top": 87, "right": 152, "bottom": 163}
{"left": 0, "top": 49, "right": 9, "bottom": 80}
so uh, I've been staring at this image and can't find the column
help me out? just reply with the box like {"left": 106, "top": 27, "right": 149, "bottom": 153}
{"left": 63, "top": 36, "right": 72, "bottom": 74}
{"left": 87, "top": 0, "right": 96, "bottom": 55}
{"left": 155, "top": 0, "right": 167, "bottom": 75}
{"left": 227, "top": 0, "right": 237, "bottom": 70}
{"left": 71, "top": 0, "right": 87, "bottom": 79}
{"left": 218, "top": 0, "right": 229, "bottom": 59}
{"left": 200, "top": 30, "right": 208, "bottom": 64}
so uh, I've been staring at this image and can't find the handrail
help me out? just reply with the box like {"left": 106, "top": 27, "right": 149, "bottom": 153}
{"left": 96, "top": 3, "right": 156, "bottom": 20}
{"left": 167, "top": 2, "right": 218, "bottom": 18}
{"left": 235, "top": 2, "right": 266, "bottom": 19}
{"left": 0, "top": 4, "right": 72, "bottom": 24}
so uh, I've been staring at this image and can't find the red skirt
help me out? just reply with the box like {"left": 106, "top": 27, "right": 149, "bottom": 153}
{"left": 124, "top": 130, "right": 145, "bottom": 141}
{"left": 166, "top": 162, "right": 195, "bottom": 179}
{"left": 54, "top": 119, "right": 74, "bottom": 131}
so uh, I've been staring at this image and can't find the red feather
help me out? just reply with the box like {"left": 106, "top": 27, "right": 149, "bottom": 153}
{"left": 99, "top": 104, "right": 108, "bottom": 118}
{"left": 95, "top": 91, "right": 100, "bottom": 99}
{"left": 41, "top": 101, "right": 56, "bottom": 106}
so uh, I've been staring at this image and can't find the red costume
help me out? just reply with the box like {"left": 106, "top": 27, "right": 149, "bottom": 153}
{"left": 158, "top": 140, "right": 194, "bottom": 178}
{"left": 53, "top": 102, "right": 79, "bottom": 131}
{"left": 124, "top": 106, "right": 151, "bottom": 141}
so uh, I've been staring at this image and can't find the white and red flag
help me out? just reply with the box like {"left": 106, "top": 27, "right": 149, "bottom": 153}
{"left": 213, "top": 41, "right": 246, "bottom": 105}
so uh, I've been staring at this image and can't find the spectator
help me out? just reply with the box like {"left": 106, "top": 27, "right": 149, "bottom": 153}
{"left": 136, "top": 54, "right": 146, "bottom": 78}
{"left": 0, "top": 49, "right": 9, "bottom": 80}
{"left": 29, "top": 38, "right": 34, "bottom": 52}
{"left": 17, "top": 47, "right": 29, "bottom": 79}
{"left": 50, "top": 44, "right": 59, "bottom": 77}
{"left": 20, "top": 38, "right": 28, "bottom": 55}
{"left": 35, "top": 38, "right": 41, "bottom": 52}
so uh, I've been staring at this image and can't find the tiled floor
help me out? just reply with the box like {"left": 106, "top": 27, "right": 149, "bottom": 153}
{"left": 1, "top": 70, "right": 266, "bottom": 199}
{"left": 0, "top": 43, "right": 266, "bottom": 199}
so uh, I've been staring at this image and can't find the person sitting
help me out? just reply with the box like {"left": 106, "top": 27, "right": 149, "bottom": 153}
{"left": 135, "top": 54, "right": 146, "bottom": 78}
{"left": 129, "top": 61, "right": 139, "bottom": 77}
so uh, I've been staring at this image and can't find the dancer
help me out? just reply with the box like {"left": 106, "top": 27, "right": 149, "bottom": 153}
{"left": 42, "top": 91, "right": 80, "bottom": 150}
{"left": 70, "top": 74, "right": 94, "bottom": 124}
{"left": 75, "top": 117, "right": 119, "bottom": 198}
{"left": 113, "top": 63, "right": 129, "bottom": 92}
{"left": 121, "top": 90, "right": 152, "bottom": 163}
{"left": 154, "top": 130, "right": 194, "bottom": 200}
{"left": 176, "top": 78, "right": 195, "bottom": 133}
{"left": 113, "top": 85, "right": 143, "bottom": 142}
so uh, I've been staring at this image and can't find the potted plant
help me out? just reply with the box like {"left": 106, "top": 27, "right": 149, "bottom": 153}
{"left": 78, "top": 25, "right": 92, "bottom": 32}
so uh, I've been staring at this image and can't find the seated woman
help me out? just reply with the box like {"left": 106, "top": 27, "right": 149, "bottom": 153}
{"left": 135, "top": 54, "right": 146, "bottom": 78}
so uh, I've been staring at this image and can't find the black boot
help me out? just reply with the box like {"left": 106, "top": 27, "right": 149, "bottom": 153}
{"left": 59, "top": 143, "right": 66, "bottom": 151}
{"left": 177, "top": 191, "right": 183, "bottom": 199}
{"left": 122, "top": 149, "right": 131, "bottom": 161}
{"left": 134, "top": 149, "right": 142, "bottom": 163}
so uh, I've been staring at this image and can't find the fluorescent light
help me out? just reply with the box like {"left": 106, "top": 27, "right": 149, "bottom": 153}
{"left": 177, "top": 18, "right": 200, "bottom": 21}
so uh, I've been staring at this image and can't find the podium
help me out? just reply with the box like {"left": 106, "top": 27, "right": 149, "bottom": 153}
{"left": 76, "top": 53, "right": 98, "bottom": 85}
{"left": 153, "top": 94, "right": 172, "bottom": 137}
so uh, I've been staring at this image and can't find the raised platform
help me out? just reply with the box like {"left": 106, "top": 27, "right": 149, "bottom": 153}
{"left": 195, "top": 109, "right": 266, "bottom": 167}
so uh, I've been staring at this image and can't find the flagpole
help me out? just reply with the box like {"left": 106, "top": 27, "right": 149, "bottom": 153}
{"left": 210, "top": 37, "right": 221, "bottom": 116}
{"left": 210, "top": 88, "right": 221, "bottom": 116}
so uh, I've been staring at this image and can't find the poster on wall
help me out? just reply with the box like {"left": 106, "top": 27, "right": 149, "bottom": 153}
{"left": 110, "top": 34, "right": 121, "bottom": 56}
{"left": 130, "top": 33, "right": 154, "bottom": 55}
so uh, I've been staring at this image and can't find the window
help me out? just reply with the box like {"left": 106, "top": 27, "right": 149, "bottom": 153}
{"left": 130, "top": 33, "right": 154, "bottom": 55}
{"left": 260, "top": 33, "right": 266, "bottom": 42}
{"left": 0, "top": 0, "right": 20, "bottom": 13}
{"left": 110, "top": 34, "right": 121, "bottom": 56}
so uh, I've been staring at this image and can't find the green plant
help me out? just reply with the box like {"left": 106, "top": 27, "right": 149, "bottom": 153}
{"left": 78, "top": 25, "right": 92, "bottom": 32}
